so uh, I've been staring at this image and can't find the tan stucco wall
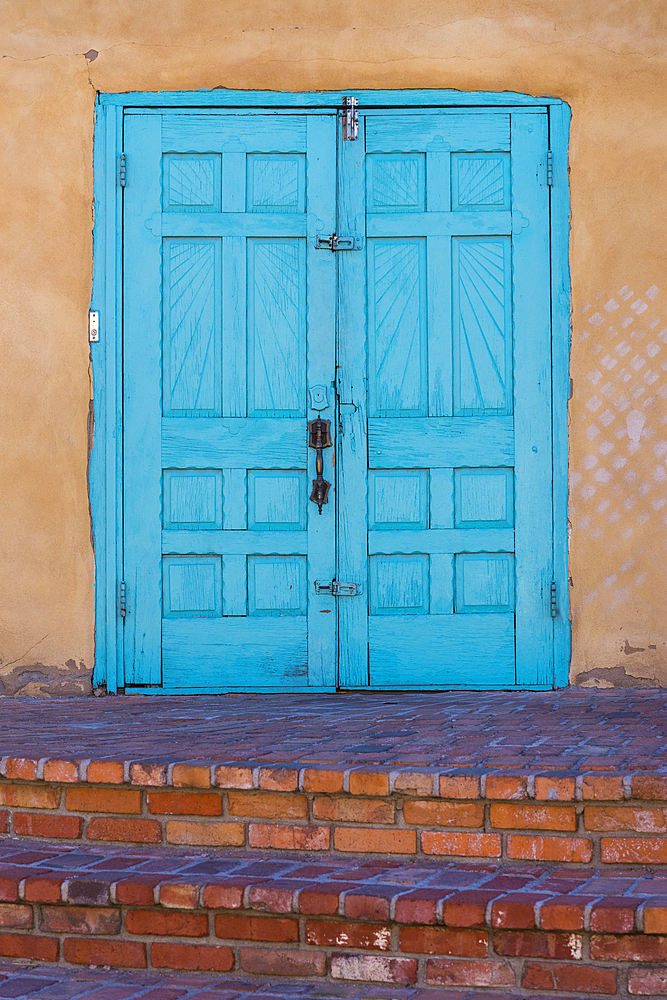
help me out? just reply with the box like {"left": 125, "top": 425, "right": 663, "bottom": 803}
{"left": 1, "top": 1, "right": 666, "bottom": 694}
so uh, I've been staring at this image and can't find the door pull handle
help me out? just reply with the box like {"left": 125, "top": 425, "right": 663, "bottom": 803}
{"left": 308, "top": 417, "right": 332, "bottom": 514}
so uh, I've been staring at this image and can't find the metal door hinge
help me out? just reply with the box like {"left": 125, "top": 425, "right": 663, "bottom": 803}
{"left": 88, "top": 310, "right": 99, "bottom": 343}
{"left": 550, "top": 581, "right": 557, "bottom": 618}
{"left": 119, "top": 152, "right": 126, "bottom": 187}
{"left": 314, "top": 580, "right": 363, "bottom": 596}
{"left": 315, "top": 233, "right": 363, "bottom": 251}
{"left": 547, "top": 150, "right": 553, "bottom": 186}
{"left": 342, "top": 96, "right": 359, "bottom": 141}
{"left": 119, "top": 582, "right": 126, "bottom": 618}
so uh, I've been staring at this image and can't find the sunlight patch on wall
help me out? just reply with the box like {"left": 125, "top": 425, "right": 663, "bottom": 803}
{"left": 569, "top": 283, "right": 667, "bottom": 613}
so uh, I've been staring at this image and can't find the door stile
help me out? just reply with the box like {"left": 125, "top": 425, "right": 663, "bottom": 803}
{"left": 122, "top": 114, "right": 163, "bottom": 684}
{"left": 336, "top": 113, "right": 369, "bottom": 687}
{"left": 511, "top": 111, "right": 554, "bottom": 684}
{"left": 306, "top": 115, "right": 338, "bottom": 686}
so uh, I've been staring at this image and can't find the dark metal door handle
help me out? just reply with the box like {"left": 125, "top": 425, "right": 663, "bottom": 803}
{"left": 308, "top": 416, "right": 332, "bottom": 514}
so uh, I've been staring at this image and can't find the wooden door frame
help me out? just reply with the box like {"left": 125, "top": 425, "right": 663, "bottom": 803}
{"left": 90, "top": 89, "right": 571, "bottom": 693}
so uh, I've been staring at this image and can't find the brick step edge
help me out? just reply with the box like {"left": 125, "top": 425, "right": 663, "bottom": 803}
{"left": 2, "top": 760, "right": 667, "bottom": 865}
{"left": 4, "top": 866, "right": 667, "bottom": 936}
{"left": 0, "top": 889, "right": 666, "bottom": 995}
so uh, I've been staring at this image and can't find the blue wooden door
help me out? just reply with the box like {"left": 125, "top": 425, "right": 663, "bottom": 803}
{"left": 122, "top": 104, "right": 554, "bottom": 691}
{"left": 123, "top": 112, "right": 338, "bottom": 690}
{"left": 337, "top": 109, "right": 553, "bottom": 688}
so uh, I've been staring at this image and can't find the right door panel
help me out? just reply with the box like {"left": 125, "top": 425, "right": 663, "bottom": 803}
{"left": 338, "top": 109, "right": 553, "bottom": 688}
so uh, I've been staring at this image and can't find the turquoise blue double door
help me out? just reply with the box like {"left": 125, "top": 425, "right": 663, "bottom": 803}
{"left": 122, "top": 104, "right": 554, "bottom": 691}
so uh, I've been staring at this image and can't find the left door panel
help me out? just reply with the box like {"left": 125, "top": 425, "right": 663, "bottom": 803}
{"left": 123, "top": 113, "right": 337, "bottom": 691}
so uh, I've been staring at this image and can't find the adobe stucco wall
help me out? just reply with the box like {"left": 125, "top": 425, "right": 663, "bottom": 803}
{"left": 1, "top": 1, "right": 666, "bottom": 694}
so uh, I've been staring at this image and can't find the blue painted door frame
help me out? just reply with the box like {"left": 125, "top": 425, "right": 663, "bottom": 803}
{"left": 90, "top": 90, "right": 571, "bottom": 693}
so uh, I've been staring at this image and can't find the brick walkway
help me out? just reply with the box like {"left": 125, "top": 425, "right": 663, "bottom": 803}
{"left": 0, "top": 960, "right": 536, "bottom": 999}
{"left": 1, "top": 690, "right": 666, "bottom": 771}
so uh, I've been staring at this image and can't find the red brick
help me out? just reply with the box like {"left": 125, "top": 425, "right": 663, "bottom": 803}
{"left": 422, "top": 831, "right": 501, "bottom": 858}
{"left": 0, "top": 904, "right": 32, "bottom": 928}
{"left": 147, "top": 791, "right": 222, "bottom": 816}
{"left": 227, "top": 791, "right": 307, "bottom": 820}
{"left": 86, "top": 761, "right": 125, "bottom": 784}
{"left": 165, "top": 821, "right": 245, "bottom": 847}
{"left": 0, "top": 933, "right": 58, "bottom": 962}
{"left": 87, "top": 817, "right": 161, "bottom": 843}
{"left": 114, "top": 877, "right": 162, "bottom": 906}
{"left": 152, "top": 942, "right": 233, "bottom": 972}
{"left": 425, "top": 958, "right": 515, "bottom": 988}
{"left": 403, "top": 800, "right": 483, "bottom": 828}
{"left": 248, "top": 823, "right": 329, "bottom": 851}
{"left": 590, "top": 896, "right": 639, "bottom": 933}
{"left": 443, "top": 890, "right": 500, "bottom": 928}
{"left": 126, "top": 909, "right": 207, "bottom": 937}
{"left": 201, "top": 882, "right": 248, "bottom": 910}
{"left": 507, "top": 835, "right": 593, "bottom": 863}
{"left": 216, "top": 914, "right": 298, "bottom": 942}
{"left": 63, "top": 938, "right": 147, "bottom": 968}
{"left": 400, "top": 926, "right": 487, "bottom": 957}
{"left": 67, "top": 879, "right": 111, "bottom": 906}
{"left": 522, "top": 960, "right": 617, "bottom": 994}
{"left": 23, "top": 876, "right": 64, "bottom": 903}
{"left": 213, "top": 765, "right": 253, "bottom": 789}
{"left": 490, "top": 803, "right": 576, "bottom": 831}
{"left": 349, "top": 771, "right": 390, "bottom": 797}
{"left": 641, "top": 896, "right": 667, "bottom": 934}
{"left": 129, "top": 762, "right": 168, "bottom": 786}
{"left": 66, "top": 787, "right": 142, "bottom": 814}
{"left": 242, "top": 947, "right": 326, "bottom": 977}
{"left": 0, "top": 879, "right": 21, "bottom": 903}
{"left": 257, "top": 768, "right": 299, "bottom": 792}
{"left": 485, "top": 775, "right": 527, "bottom": 800}
{"left": 539, "top": 895, "right": 598, "bottom": 931}
{"left": 43, "top": 760, "right": 78, "bottom": 783}
{"left": 345, "top": 889, "right": 396, "bottom": 921}
{"left": 601, "top": 837, "right": 667, "bottom": 864}
{"left": 591, "top": 933, "right": 667, "bottom": 962}
{"left": 631, "top": 774, "right": 667, "bottom": 800}
{"left": 14, "top": 813, "right": 82, "bottom": 839}
{"left": 246, "top": 883, "right": 294, "bottom": 913}
{"left": 41, "top": 905, "right": 120, "bottom": 935}
{"left": 585, "top": 805, "right": 667, "bottom": 831}
{"left": 439, "top": 774, "right": 481, "bottom": 799}
{"left": 0, "top": 785, "right": 60, "bottom": 809}
{"left": 171, "top": 764, "right": 211, "bottom": 788}
{"left": 159, "top": 884, "right": 200, "bottom": 909}
{"left": 314, "top": 796, "right": 395, "bottom": 824}
{"left": 331, "top": 953, "right": 417, "bottom": 984}
{"left": 302, "top": 769, "right": 345, "bottom": 793}
{"left": 491, "top": 893, "right": 547, "bottom": 929}
{"left": 297, "top": 884, "right": 346, "bottom": 916}
{"left": 4, "top": 758, "right": 38, "bottom": 780}
{"left": 494, "top": 930, "right": 583, "bottom": 959}
{"left": 394, "top": 889, "right": 448, "bottom": 925}
{"left": 392, "top": 772, "right": 434, "bottom": 797}
{"left": 0, "top": 812, "right": 9, "bottom": 834}
{"left": 629, "top": 967, "right": 667, "bottom": 995}
{"left": 306, "top": 920, "right": 391, "bottom": 951}
{"left": 335, "top": 827, "right": 416, "bottom": 854}
{"left": 534, "top": 775, "right": 576, "bottom": 801}
{"left": 581, "top": 773, "right": 624, "bottom": 800}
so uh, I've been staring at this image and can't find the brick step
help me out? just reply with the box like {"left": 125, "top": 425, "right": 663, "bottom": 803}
{"left": 0, "top": 838, "right": 664, "bottom": 994}
{"left": 1, "top": 757, "right": 667, "bottom": 867}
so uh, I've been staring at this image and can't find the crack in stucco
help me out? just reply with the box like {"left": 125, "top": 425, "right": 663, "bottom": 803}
{"left": 1, "top": 634, "right": 50, "bottom": 669}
